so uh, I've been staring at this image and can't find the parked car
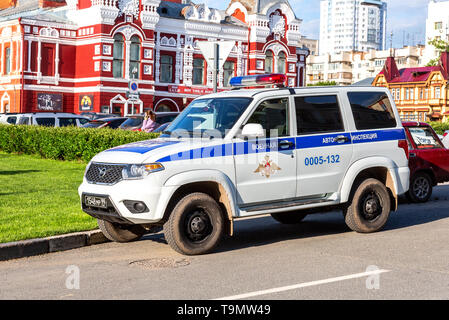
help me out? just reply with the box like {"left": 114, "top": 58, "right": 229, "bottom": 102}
{"left": 80, "top": 112, "right": 120, "bottom": 121}
{"left": 82, "top": 117, "right": 127, "bottom": 129}
{"left": 0, "top": 113, "right": 19, "bottom": 125}
{"left": 119, "top": 112, "right": 179, "bottom": 131}
{"left": 80, "top": 77, "right": 410, "bottom": 255}
{"left": 403, "top": 121, "right": 449, "bottom": 202}
{"left": 152, "top": 122, "right": 171, "bottom": 133}
{"left": 441, "top": 130, "right": 449, "bottom": 149}
{"left": 2, "top": 113, "right": 89, "bottom": 127}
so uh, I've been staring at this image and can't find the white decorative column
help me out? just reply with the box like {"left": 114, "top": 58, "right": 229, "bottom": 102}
{"left": 27, "top": 39, "right": 32, "bottom": 72}
{"left": 175, "top": 34, "right": 182, "bottom": 84}
{"left": 37, "top": 39, "right": 42, "bottom": 83}
{"left": 55, "top": 42, "right": 60, "bottom": 84}
{"left": 1, "top": 41, "right": 4, "bottom": 75}
{"left": 237, "top": 41, "right": 243, "bottom": 76}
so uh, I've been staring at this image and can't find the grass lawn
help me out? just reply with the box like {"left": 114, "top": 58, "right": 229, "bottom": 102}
{"left": 0, "top": 152, "right": 97, "bottom": 243}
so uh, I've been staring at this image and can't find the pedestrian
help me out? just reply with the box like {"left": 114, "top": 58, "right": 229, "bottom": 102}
{"left": 141, "top": 109, "right": 158, "bottom": 133}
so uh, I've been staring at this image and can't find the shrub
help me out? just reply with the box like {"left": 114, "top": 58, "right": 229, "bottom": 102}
{"left": 0, "top": 125, "right": 159, "bottom": 162}
{"left": 427, "top": 121, "right": 449, "bottom": 135}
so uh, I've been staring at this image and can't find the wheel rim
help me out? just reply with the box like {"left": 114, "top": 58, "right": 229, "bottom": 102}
{"left": 359, "top": 190, "right": 383, "bottom": 221}
{"left": 184, "top": 208, "right": 213, "bottom": 243}
{"left": 412, "top": 177, "right": 430, "bottom": 200}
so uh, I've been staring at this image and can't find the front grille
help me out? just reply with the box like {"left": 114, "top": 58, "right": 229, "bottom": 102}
{"left": 85, "top": 163, "right": 126, "bottom": 185}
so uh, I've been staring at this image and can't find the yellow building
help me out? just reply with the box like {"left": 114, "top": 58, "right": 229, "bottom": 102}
{"left": 372, "top": 52, "right": 449, "bottom": 122}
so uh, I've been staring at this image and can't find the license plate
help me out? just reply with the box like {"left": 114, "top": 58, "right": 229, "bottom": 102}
{"left": 84, "top": 195, "right": 107, "bottom": 209}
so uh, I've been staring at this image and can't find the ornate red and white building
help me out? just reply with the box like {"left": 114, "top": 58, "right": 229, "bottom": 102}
{"left": 0, "top": 0, "right": 307, "bottom": 115}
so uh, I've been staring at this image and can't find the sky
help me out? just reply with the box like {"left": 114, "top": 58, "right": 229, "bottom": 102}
{"left": 206, "top": 0, "right": 433, "bottom": 49}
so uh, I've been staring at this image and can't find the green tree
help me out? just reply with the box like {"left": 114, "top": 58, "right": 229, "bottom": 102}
{"left": 426, "top": 38, "right": 449, "bottom": 66}
{"left": 307, "top": 80, "right": 337, "bottom": 86}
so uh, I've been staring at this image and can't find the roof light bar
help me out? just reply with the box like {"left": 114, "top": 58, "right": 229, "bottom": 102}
{"left": 230, "top": 74, "right": 287, "bottom": 88}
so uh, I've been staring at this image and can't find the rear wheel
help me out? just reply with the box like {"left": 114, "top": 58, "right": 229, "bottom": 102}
{"left": 163, "top": 192, "right": 225, "bottom": 255}
{"left": 271, "top": 211, "right": 308, "bottom": 224}
{"left": 344, "top": 178, "right": 391, "bottom": 233}
{"left": 407, "top": 172, "right": 432, "bottom": 203}
{"left": 97, "top": 219, "right": 146, "bottom": 243}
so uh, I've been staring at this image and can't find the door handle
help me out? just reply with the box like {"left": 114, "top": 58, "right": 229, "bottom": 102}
{"left": 336, "top": 135, "right": 350, "bottom": 143}
{"left": 279, "top": 140, "right": 295, "bottom": 149}
{"left": 409, "top": 153, "right": 416, "bottom": 158}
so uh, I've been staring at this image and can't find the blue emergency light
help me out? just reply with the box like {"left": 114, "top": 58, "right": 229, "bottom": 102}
{"left": 229, "top": 74, "right": 287, "bottom": 88}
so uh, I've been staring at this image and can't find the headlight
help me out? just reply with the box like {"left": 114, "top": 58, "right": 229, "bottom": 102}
{"left": 122, "top": 163, "right": 164, "bottom": 180}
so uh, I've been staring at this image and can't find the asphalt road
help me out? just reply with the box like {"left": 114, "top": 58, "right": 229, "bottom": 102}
{"left": 1, "top": 184, "right": 449, "bottom": 300}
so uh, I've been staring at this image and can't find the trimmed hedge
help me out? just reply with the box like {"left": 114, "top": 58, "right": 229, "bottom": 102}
{"left": 0, "top": 124, "right": 159, "bottom": 162}
{"left": 427, "top": 121, "right": 449, "bottom": 135}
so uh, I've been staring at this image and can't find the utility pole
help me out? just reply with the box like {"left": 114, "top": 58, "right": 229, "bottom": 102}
{"left": 213, "top": 43, "right": 219, "bottom": 93}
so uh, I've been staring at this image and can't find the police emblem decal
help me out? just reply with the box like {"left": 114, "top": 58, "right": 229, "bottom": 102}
{"left": 254, "top": 155, "right": 281, "bottom": 178}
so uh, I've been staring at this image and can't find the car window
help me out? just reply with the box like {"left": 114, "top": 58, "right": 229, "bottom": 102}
{"left": 35, "top": 118, "right": 55, "bottom": 127}
{"left": 348, "top": 92, "right": 396, "bottom": 130}
{"left": 121, "top": 117, "right": 143, "bottom": 128}
{"left": 156, "top": 114, "right": 178, "bottom": 124}
{"left": 107, "top": 119, "right": 125, "bottom": 129}
{"left": 246, "top": 98, "right": 289, "bottom": 138}
{"left": 18, "top": 117, "right": 30, "bottom": 125}
{"left": 295, "top": 95, "right": 344, "bottom": 135}
{"left": 408, "top": 127, "right": 442, "bottom": 149}
{"left": 78, "top": 118, "right": 89, "bottom": 125}
{"left": 59, "top": 118, "right": 77, "bottom": 127}
{"left": 6, "top": 116, "right": 17, "bottom": 124}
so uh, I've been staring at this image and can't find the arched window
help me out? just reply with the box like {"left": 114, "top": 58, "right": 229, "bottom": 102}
{"left": 129, "top": 35, "right": 141, "bottom": 79}
{"left": 278, "top": 51, "right": 286, "bottom": 74}
{"left": 113, "top": 33, "right": 124, "bottom": 78}
{"left": 155, "top": 104, "right": 172, "bottom": 112}
{"left": 265, "top": 50, "right": 273, "bottom": 73}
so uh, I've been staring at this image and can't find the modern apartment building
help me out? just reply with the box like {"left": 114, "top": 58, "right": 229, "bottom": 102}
{"left": 423, "top": 0, "right": 449, "bottom": 65}
{"left": 306, "top": 45, "right": 425, "bottom": 86}
{"left": 320, "top": 0, "right": 387, "bottom": 55}
{"left": 299, "top": 37, "right": 319, "bottom": 55}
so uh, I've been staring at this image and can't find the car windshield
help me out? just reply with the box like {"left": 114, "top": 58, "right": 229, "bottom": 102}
{"left": 120, "top": 117, "right": 143, "bottom": 128}
{"left": 162, "top": 97, "right": 252, "bottom": 138}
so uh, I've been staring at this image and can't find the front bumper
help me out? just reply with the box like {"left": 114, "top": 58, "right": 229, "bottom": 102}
{"left": 78, "top": 178, "right": 168, "bottom": 224}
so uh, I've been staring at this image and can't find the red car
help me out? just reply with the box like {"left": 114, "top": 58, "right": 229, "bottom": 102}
{"left": 403, "top": 122, "right": 449, "bottom": 202}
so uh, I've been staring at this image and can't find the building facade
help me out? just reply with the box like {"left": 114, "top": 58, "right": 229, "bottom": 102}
{"left": 319, "top": 0, "right": 387, "bottom": 55}
{"left": 299, "top": 36, "right": 318, "bottom": 56}
{"left": 0, "top": 0, "right": 306, "bottom": 115}
{"left": 423, "top": 0, "right": 449, "bottom": 65}
{"left": 372, "top": 52, "right": 449, "bottom": 122}
{"left": 306, "top": 45, "right": 425, "bottom": 86}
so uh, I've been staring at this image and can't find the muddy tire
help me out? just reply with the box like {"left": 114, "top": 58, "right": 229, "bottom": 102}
{"left": 163, "top": 192, "right": 225, "bottom": 255}
{"left": 97, "top": 219, "right": 146, "bottom": 243}
{"left": 407, "top": 172, "right": 433, "bottom": 203}
{"left": 271, "top": 211, "right": 308, "bottom": 224}
{"left": 344, "top": 178, "right": 391, "bottom": 233}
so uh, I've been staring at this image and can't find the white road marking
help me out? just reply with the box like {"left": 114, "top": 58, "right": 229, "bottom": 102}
{"left": 214, "top": 269, "right": 390, "bottom": 300}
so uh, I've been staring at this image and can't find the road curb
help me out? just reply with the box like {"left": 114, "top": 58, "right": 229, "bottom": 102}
{"left": 0, "top": 230, "right": 109, "bottom": 262}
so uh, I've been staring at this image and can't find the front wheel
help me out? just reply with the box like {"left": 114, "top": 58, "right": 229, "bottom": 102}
{"left": 344, "top": 178, "right": 391, "bottom": 233}
{"left": 97, "top": 219, "right": 146, "bottom": 243}
{"left": 407, "top": 172, "right": 433, "bottom": 203}
{"left": 163, "top": 193, "right": 225, "bottom": 255}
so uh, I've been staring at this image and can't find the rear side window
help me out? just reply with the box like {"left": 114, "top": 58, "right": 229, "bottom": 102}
{"left": 295, "top": 95, "right": 344, "bottom": 135}
{"left": 348, "top": 92, "right": 396, "bottom": 130}
{"left": 59, "top": 118, "right": 77, "bottom": 127}
{"left": 18, "top": 117, "right": 30, "bottom": 125}
{"left": 7, "top": 116, "right": 17, "bottom": 124}
{"left": 36, "top": 118, "right": 55, "bottom": 127}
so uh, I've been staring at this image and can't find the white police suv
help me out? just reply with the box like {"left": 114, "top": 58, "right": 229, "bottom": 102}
{"left": 79, "top": 74, "right": 410, "bottom": 255}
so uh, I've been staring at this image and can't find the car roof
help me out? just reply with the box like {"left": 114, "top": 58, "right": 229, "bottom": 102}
{"left": 201, "top": 86, "right": 390, "bottom": 100}
{"left": 402, "top": 121, "right": 431, "bottom": 128}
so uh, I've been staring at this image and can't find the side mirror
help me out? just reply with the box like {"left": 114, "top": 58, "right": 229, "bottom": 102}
{"left": 242, "top": 123, "right": 264, "bottom": 138}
